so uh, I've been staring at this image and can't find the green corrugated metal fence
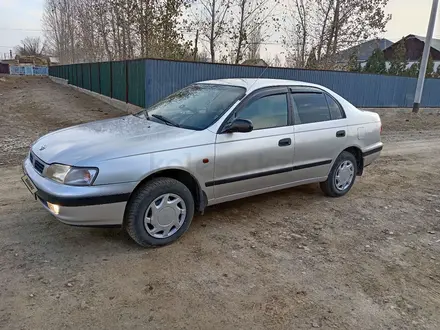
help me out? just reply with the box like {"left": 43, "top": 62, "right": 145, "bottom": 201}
{"left": 111, "top": 61, "right": 126, "bottom": 102}
{"left": 128, "top": 60, "right": 146, "bottom": 106}
{"left": 90, "top": 63, "right": 100, "bottom": 93}
{"left": 49, "top": 60, "right": 146, "bottom": 108}
{"left": 83, "top": 63, "right": 91, "bottom": 91}
{"left": 50, "top": 57, "right": 440, "bottom": 108}
{"left": 100, "top": 62, "right": 112, "bottom": 98}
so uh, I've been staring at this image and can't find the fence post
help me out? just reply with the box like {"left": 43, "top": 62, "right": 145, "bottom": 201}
{"left": 110, "top": 62, "right": 113, "bottom": 99}
{"left": 88, "top": 64, "right": 91, "bottom": 90}
{"left": 81, "top": 64, "right": 84, "bottom": 88}
{"left": 125, "top": 60, "right": 129, "bottom": 103}
{"left": 76, "top": 64, "right": 79, "bottom": 86}
{"left": 98, "top": 62, "right": 101, "bottom": 94}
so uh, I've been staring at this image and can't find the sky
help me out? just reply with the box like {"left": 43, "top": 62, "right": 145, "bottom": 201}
{"left": 0, "top": 0, "right": 439, "bottom": 60}
{"left": 0, "top": 0, "right": 44, "bottom": 59}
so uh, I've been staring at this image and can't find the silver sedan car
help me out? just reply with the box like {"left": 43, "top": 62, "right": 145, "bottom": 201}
{"left": 22, "top": 79, "right": 383, "bottom": 247}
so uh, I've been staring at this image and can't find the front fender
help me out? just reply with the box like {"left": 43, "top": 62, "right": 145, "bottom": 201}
{"left": 93, "top": 145, "right": 216, "bottom": 201}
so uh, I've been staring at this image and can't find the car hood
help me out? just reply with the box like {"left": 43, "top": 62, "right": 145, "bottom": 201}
{"left": 31, "top": 115, "right": 202, "bottom": 165}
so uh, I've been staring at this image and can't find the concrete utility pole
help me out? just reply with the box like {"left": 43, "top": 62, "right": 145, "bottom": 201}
{"left": 413, "top": 0, "right": 439, "bottom": 113}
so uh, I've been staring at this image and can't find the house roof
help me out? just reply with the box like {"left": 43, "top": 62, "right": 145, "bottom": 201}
{"left": 336, "top": 38, "right": 393, "bottom": 62}
{"left": 405, "top": 35, "right": 440, "bottom": 53}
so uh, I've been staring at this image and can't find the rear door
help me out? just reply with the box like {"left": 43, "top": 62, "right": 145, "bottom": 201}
{"left": 290, "top": 88, "right": 348, "bottom": 182}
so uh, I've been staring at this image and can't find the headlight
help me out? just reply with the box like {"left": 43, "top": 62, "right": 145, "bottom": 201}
{"left": 45, "top": 164, "right": 71, "bottom": 183}
{"left": 46, "top": 164, "right": 98, "bottom": 186}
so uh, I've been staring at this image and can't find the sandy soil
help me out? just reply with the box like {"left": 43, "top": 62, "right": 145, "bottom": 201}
{"left": 1, "top": 76, "right": 440, "bottom": 330}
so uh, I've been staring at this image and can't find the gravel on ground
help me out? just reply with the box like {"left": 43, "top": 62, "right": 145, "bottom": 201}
{"left": 1, "top": 76, "right": 440, "bottom": 330}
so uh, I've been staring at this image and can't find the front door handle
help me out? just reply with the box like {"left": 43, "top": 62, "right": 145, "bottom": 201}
{"left": 336, "top": 130, "right": 346, "bottom": 138}
{"left": 278, "top": 138, "right": 291, "bottom": 147}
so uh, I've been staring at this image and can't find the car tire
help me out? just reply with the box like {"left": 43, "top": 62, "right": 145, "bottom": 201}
{"left": 125, "top": 177, "right": 195, "bottom": 247}
{"left": 320, "top": 151, "right": 357, "bottom": 197}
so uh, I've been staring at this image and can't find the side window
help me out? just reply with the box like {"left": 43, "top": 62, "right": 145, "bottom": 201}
{"left": 236, "top": 94, "right": 288, "bottom": 130}
{"left": 292, "top": 93, "right": 331, "bottom": 124}
{"left": 325, "top": 94, "right": 344, "bottom": 120}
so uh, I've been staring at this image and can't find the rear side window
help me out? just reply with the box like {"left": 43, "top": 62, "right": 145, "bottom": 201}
{"left": 325, "top": 94, "right": 344, "bottom": 120}
{"left": 292, "top": 93, "right": 331, "bottom": 124}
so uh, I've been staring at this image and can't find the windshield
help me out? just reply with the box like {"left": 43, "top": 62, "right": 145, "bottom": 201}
{"left": 142, "top": 84, "right": 246, "bottom": 130}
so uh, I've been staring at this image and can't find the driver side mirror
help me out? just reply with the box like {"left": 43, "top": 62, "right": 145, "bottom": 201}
{"left": 222, "top": 118, "right": 253, "bottom": 133}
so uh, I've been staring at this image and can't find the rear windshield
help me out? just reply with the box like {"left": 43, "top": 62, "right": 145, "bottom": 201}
{"left": 144, "top": 84, "right": 246, "bottom": 130}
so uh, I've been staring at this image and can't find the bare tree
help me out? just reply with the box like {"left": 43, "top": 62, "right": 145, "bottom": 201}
{"left": 246, "top": 25, "right": 262, "bottom": 60}
{"left": 273, "top": 54, "right": 282, "bottom": 67}
{"left": 15, "top": 37, "right": 46, "bottom": 56}
{"left": 43, "top": 0, "right": 194, "bottom": 63}
{"left": 42, "top": 0, "right": 391, "bottom": 67}
{"left": 283, "top": 0, "right": 391, "bottom": 69}
{"left": 192, "top": 0, "right": 232, "bottom": 62}
{"left": 231, "top": 0, "right": 276, "bottom": 64}
{"left": 282, "top": 0, "right": 312, "bottom": 67}
{"left": 197, "top": 50, "right": 211, "bottom": 62}
{"left": 323, "top": 0, "right": 391, "bottom": 57}
{"left": 43, "top": 0, "right": 76, "bottom": 63}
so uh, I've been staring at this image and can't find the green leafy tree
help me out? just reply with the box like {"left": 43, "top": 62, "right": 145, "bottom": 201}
{"left": 388, "top": 38, "right": 407, "bottom": 75}
{"left": 348, "top": 52, "right": 360, "bottom": 72}
{"left": 364, "top": 48, "right": 387, "bottom": 74}
{"left": 406, "top": 56, "right": 435, "bottom": 78}
{"left": 426, "top": 55, "right": 435, "bottom": 78}
{"left": 435, "top": 63, "right": 440, "bottom": 78}
{"left": 405, "top": 62, "right": 419, "bottom": 77}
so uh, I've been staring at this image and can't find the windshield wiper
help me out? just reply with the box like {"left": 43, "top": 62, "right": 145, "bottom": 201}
{"left": 134, "top": 109, "right": 150, "bottom": 120}
{"left": 151, "top": 114, "right": 180, "bottom": 128}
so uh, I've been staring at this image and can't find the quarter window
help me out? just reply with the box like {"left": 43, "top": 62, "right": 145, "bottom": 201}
{"left": 325, "top": 94, "right": 344, "bottom": 120}
{"left": 292, "top": 93, "right": 331, "bottom": 124}
{"left": 236, "top": 94, "right": 288, "bottom": 130}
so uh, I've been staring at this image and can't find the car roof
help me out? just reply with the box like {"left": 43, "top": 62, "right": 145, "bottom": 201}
{"left": 197, "top": 78, "right": 322, "bottom": 93}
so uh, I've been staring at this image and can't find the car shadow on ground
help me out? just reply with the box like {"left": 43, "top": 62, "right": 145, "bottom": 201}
{"left": 201, "top": 183, "right": 324, "bottom": 217}
{"left": 13, "top": 183, "right": 325, "bottom": 258}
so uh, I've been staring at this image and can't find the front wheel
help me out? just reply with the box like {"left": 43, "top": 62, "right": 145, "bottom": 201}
{"left": 125, "top": 177, "right": 195, "bottom": 247}
{"left": 320, "top": 151, "right": 357, "bottom": 197}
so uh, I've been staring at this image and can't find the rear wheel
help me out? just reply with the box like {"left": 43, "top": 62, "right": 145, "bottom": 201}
{"left": 320, "top": 151, "right": 357, "bottom": 197}
{"left": 125, "top": 177, "right": 195, "bottom": 247}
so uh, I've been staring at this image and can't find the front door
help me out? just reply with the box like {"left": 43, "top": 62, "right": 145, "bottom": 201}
{"left": 212, "top": 89, "right": 295, "bottom": 200}
{"left": 290, "top": 90, "right": 348, "bottom": 182}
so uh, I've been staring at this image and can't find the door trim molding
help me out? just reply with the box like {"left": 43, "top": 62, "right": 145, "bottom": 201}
{"left": 206, "top": 159, "right": 332, "bottom": 187}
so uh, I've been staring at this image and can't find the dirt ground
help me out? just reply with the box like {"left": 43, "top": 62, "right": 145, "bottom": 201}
{"left": 1, "top": 76, "right": 440, "bottom": 330}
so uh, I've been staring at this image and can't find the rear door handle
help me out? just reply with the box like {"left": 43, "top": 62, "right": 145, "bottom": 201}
{"left": 278, "top": 138, "right": 291, "bottom": 147}
{"left": 336, "top": 130, "right": 346, "bottom": 138}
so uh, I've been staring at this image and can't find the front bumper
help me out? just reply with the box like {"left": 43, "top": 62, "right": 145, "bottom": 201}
{"left": 23, "top": 157, "right": 137, "bottom": 226}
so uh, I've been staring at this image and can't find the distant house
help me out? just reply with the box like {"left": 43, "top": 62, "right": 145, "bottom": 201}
{"left": 16, "top": 55, "right": 49, "bottom": 66}
{"left": 1, "top": 58, "right": 18, "bottom": 65}
{"left": 0, "top": 62, "right": 9, "bottom": 74}
{"left": 334, "top": 38, "right": 392, "bottom": 64}
{"left": 383, "top": 35, "right": 440, "bottom": 72}
{"left": 383, "top": 35, "right": 440, "bottom": 61}
{"left": 49, "top": 57, "right": 60, "bottom": 65}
